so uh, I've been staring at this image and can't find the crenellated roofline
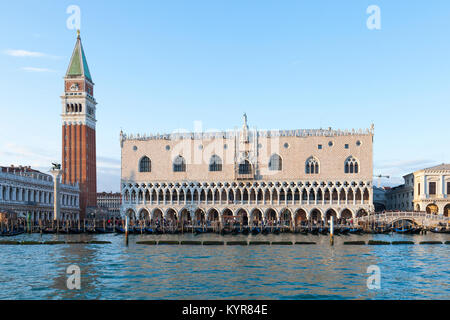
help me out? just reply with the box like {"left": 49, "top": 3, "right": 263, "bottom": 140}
{"left": 121, "top": 126, "right": 375, "bottom": 143}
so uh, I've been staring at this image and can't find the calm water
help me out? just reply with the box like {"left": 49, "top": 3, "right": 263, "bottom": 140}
{"left": 0, "top": 232, "right": 448, "bottom": 300}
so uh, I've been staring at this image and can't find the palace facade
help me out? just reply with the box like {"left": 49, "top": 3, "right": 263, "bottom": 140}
{"left": 120, "top": 115, "right": 374, "bottom": 226}
{"left": 0, "top": 165, "right": 80, "bottom": 222}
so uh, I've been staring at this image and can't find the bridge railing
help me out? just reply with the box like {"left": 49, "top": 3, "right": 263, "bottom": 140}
{"left": 355, "top": 211, "right": 448, "bottom": 224}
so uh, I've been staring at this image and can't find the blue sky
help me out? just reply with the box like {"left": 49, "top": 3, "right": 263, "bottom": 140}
{"left": 0, "top": 0, "right": 449, "bottom": 192}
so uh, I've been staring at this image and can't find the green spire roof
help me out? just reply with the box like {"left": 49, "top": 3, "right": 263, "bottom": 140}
{"left": 66, "top": 32, "right": 92, "bottom": 81}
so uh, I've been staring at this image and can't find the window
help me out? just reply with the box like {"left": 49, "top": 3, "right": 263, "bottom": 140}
{"left": 344, "top": 156, "right": 359, "bottom": 174}
{"left": 429, "top": 182, "right": 436, "bottom": 195}
{"left": 283, "top": 143, "right": 289, "bottom": 149}
{"left": 305, "top": 156, "right": 319, "bottom": 174}
{"left": 328, "top": 141, "right": 333, "bottom": 147}
{"left": 418, "top": 183, "right": 421, "bottom": 195}
{"left": 239, "top": 160, "right": 251, "bottom": 174}
{"left": 447, "top": 182, "right": 450, "bottom": 195}
{"left": 318, "top": 144, "right": 322, "bottom": 150}
{"left": 209, "top": 155, "right": 222, "bottom": 172}
{"left": 268, "top": 154, "right": 282, "bottom": 171}
{"left": 139, "top": 156, "right": 151, "bottom": 172}
{"left": 345, "top": 144, "right": 349, "bottom": 149}
{"left": 356, "top": 140, "right": 361, "bottom": 146}
{"left": 173, "top": 155, "right": 186, "bottom": 172}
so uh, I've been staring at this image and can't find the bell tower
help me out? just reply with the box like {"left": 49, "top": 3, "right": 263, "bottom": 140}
{"left": 61, "top": 30, "right": 97, "bottom": 218}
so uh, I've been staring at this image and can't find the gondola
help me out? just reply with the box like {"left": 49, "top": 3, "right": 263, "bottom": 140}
{"left": 57, "top": 227, "right": 70, "bottom": 234}
{"left": 429, "top": 227, "right": 450, "bottom": 234}
{"left": 115, "top": 226, "right": 126, "bottom": 234}
{"left": 133, "top": 226, "right": 145, "bottom": 234}
{"left": 95, "top": 227, "right": 106, "bottom": 234}
{"left": 195, "top": 228, "right": 205, "bottom": 235}
{"left": 86, "top": 227, "right": 97, "bottom": 234}
{"left": 394, "top": 227, "right": 414, "bottom": 234}
{"left": 298, "top": 228, "right": 308, "bottom": 235}
{"left": 220, "top": 228, "right": 231, "bottom": 235}
{"left": 309, "top": 227, "right": 319, "bottom": 235}
{"left": 349, "top": 228, "right": 362, "bottom": 235}
{"left": 69, "top": 227, "right": 82, "bottom": 234}
{"left": 261, "top": 227, "right": 270, "bottom": 235}
{"left": 319, "top": 227, "right": 328, "bottom": 235}
{"left": 154, "top": 227, "right": 163, "bottom": 235}
{"left": 241, "top": 227, "right": 250, "bottom": 235}
{"left": 251, "top": 227, "right": 261, "bottom": 235}
{"left": 0, "top": 229, "right": 25, "bottom": 237}
{"left": 231, "top": 228, "right": 240, "bottom": 235}
{"left": 42, "top": 227, "right": 56, "bottom": 234}
{"left": 144, "top": 227, "right": 154, "bottom": 234}
{"left": 339, "top": 227, "right": 350, "bottom": 235}
{"left": 272, "top": 228, "right": 281, "bottom": 235}
{"left": 408, "top": 227, "right": 422, "bottom": 234}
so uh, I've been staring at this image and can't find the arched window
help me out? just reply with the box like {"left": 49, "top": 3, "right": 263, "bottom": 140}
{"left": 305, "top": 156, "right": 319, "bottom": 174}
{"left": 79, "top": 104, "right": 82, "bottom": 113}
{"left": 268, "top": 154, "right": 282, "bottom": 171}
{"left": 139, "top": 156, "right": 151, "bottom": 172}
{"left": 173, "top": 155, "right": 186, "bottom": 172}
{"left": 344, "top": 156, "right": 359, "bottom": 174}
{"left": 209, "top": 155, "right": 222, "bottom": 172}
{"left": 239, "top": 160, "right": 251, "bottom": 174}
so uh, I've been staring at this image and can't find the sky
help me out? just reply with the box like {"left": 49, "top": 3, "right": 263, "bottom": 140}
{"left": 0, "top": 0, "right": 449, "bottom": 192}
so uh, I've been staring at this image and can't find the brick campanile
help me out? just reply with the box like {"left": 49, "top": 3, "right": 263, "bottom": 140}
{"left": 61, "top": 30, "right": 97, "bottom": 219}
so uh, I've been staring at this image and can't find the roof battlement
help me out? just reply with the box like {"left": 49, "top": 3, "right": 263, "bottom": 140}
{"left": 121, "top": 126, "right": 375, "bottom": 143}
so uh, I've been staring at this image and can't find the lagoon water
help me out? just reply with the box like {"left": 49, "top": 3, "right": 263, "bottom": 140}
{"left": 0, "top": 232, "right": 448, "bottom": 300}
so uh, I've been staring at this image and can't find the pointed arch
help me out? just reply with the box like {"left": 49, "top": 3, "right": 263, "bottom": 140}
{"left": 345, "top": 156, "right": 360, "bottom": 174}
{"left": 173, "top": 155, "right": 186, "bottom": 172}
{"left": 139, "top": 156, "right": 151, "bottom": 172}
{"left": 268, "top": 154, "right": 282, "bottom": 171}
{"left": 305, "top": 156, "right": 319, "bottom": 174}
{"left": 209, "top": 155, "right": 222, "bottom": 171}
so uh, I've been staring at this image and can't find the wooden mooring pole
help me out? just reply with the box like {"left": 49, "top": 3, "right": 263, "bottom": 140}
{"left": 330, "top": 217, "right": 334, "bottom": 246}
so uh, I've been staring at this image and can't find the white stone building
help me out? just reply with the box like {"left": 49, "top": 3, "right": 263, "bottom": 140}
{"left": 385, "top": 173, "right": 414, "bottom": 211}
{"left": 0, "top": 165, "right": 80, "bottom": 222}
{"left": 97, "top": 192, "right": 122, "bottom": 218}
{"left": 120, "top": 116, "right": 374, "bottom": 226}
{"left": 413, "top": 164, "right": 450, "bottom": 216}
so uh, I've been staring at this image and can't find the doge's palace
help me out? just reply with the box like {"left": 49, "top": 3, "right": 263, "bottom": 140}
{"left": 120, "top": 115, "right": 374, "bottom": 226}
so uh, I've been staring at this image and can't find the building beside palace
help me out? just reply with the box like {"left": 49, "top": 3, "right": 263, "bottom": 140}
{"left": 120, "top": 115, "right": 374, "bottom": 225}
{"left": 61, "top": 31, "right": 98, "bottom": 219}
{"left": 97, "top": 192, "right": 122, "bottom": 218}
{"left": 385, "top": 173, "right": 414, "bottom": 211}
{"left": 0, "top": 165, "right": 80, "bottom": 221}
{"left": 373, "top": 186, "right": 387, "bottom": 212}
{"left": 413, "top": 164, "right": 450, "bottom": 216}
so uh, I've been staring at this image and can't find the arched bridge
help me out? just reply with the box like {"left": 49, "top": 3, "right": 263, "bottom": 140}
{"left": 355, "top": 211, "right": 449, "bottom": 227}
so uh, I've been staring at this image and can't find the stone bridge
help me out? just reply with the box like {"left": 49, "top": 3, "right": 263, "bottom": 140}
{"left": 355, "top": 211, "right": 449, "bottom": 227}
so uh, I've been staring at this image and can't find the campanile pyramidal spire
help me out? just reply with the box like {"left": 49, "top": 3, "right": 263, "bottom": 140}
{"left": 61, "top": 30, "right": 97, "bottom": 218}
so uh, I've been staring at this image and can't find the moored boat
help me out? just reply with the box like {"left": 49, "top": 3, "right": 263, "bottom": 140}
{"left": 251, "top": 227, "right": 261, "bottom": 235}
